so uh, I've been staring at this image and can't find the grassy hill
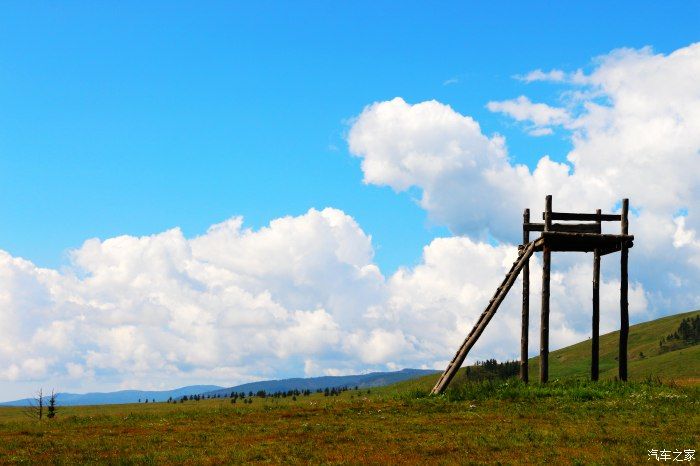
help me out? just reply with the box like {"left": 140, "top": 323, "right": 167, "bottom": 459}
{"left": 528, "top": 309, "right": 699, "bottom": 383}
{"left": 380, "top": 309, "right": 700, "bottom": 395}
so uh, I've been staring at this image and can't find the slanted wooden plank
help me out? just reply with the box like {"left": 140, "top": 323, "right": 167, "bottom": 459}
{"left": 430, "top": 242, "right": 536, "bottom": 395}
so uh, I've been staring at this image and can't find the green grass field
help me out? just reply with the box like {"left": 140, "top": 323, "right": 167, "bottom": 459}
{"left": 527, "top": 309, "right": 700, "bottom": 383}
{"left": 0, "top": 311, "right": 698, "bottom": 464}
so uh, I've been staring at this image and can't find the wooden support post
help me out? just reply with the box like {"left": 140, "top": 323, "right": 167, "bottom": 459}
{"left": 619, "top": 199, "right": 629, "bottom": 381}
{"left": 540, "top": 195, "right": 552, "bottom": 384}
{"left": 521, "top": 208, "right": 530, "bottom": 383}
{"left": 592, "top": 209, "right": 601, "bottom": 381}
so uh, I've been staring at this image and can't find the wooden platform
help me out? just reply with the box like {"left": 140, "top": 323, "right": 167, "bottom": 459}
{"left": 532, "top": 232, "right": 634, "bottom": 254}
{"left": 432, "top": 196, "right": 633, "bottom": 395}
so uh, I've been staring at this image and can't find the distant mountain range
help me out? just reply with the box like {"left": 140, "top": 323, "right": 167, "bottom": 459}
{"left": 202, "top": 368, "right": 438, "bottom": 398}
{"left": 0, "top": 385, "right": 223, "bottom": 407}
{"left": 0, "top": 368, "right": 437, "bottom": 407}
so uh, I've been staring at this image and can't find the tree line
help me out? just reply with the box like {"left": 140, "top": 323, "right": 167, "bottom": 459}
{"left": 464, "top": 359, "right": 520, "bottom": 381}
{"left": 165, "top": 385, "right": 367, "bottom": 404}
{"left": 659, "top": 315, "right": 700, "bottom": 353}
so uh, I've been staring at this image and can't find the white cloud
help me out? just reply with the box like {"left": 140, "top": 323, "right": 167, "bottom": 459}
{"left": 343, "top": 329, "right": 414, "bottom": 365}
{"left": 0, "top": 207, "right": 640, "bottom": 400}
{"left": 515, "top": 68, "right": 589, "bottom": 86}
{"left": 348, "top": 97, "right": 515, "bottom": 237}
{"left": 384, "top": 237, "right": 647, "bottom": 363}
{"left": 487, "top": 95, "right": 571, "bottom": 127}
{"left": 516, "top": 69, "right": 567, "bottom": 83}
{"left": 348, "top": 43, "right": 700, "bottom": 325}
{"left": 528, "top": 127, "right": 554, "bottom": 137}
{"left": 0, "top": 209, "right": 389, "bottom": 397}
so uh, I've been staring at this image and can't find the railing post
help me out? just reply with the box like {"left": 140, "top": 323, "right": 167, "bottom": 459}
{"left": 521, "top": 208, "right": 530, "bottom": 383}
{"left": 540, "top": 195, "right": 552, "bottom": 384}
{"left": 619, "top": 199, "right": 629, "bottom": 381}
{"left": 592, "top": 209, "right": 601, "bottom": 381}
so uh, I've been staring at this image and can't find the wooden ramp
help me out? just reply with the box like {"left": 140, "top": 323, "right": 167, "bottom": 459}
{"left": 430, "top": 242, "right": 536, "bottom": 395}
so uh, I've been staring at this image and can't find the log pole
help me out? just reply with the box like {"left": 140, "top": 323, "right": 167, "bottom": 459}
{"left": 619, "top": 199, "right": 629, "bottom": 381}
{"left": 592, "top": 209, "right": 601, "bottom": 381}
{"left": 521, "top": 208, "right": 530, "bottom": 383}
{"left": 540, "top": 195, "right": 552, "bottom": 384}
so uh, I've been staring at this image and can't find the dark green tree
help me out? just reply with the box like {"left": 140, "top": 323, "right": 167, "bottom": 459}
{"left": 47, "top": 390, "right": 57, "bottom": 419}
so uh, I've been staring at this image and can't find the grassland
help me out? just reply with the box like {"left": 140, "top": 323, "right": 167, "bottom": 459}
{"left": 1, "top": 379, "right": 697, "bottom": 464}
{"left": 527, "top": 309, "right": 700, "bottom": 383}
{"left": 0, "top": 311, "right": 698, "bottom": 464}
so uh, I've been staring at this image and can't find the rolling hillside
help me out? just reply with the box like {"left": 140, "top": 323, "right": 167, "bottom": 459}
{"left": 381, "top": 309, "right": 700, "bottom": 394}
{"left": 527, "top": 309, "right": 700, "bottom": 382}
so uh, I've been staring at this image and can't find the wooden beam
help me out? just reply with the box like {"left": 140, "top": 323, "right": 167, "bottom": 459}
{"left": 521, "top": 209, "right": 530, "bottom": 383}
{"left": 541, "top": 195, "right": 552, "bottom": 384}
{"left": 532, "top": 232, "right": 634, "bottom": 253}
{"left": 592, "top": 209, "right": 601, "bottom": 382}
{"left": 540, "top": 232, "right": 633, "bottom": 240}
{"left": 552, "top": 223, "right": 601, "bottom": 234}
{"left": 543, "top": 212, "right": 621, "bottom": 222}
{"left": 620, "top": 199, "right": 629, "bottom": 381}
{"left": 524, "top": 223, "right": 545, "bottom": 231}
{"left": 600, "top": 240, "right": 634, "bottom": 256}
{"left": 524, "top": 222, "right": 601, "bottom": 233}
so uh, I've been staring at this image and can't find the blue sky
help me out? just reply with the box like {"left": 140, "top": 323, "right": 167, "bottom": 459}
{"left": 2, "top": 1, "right": 698, "bottom": 273}
{"left": 1, "top": 2, "right": 700, "bottom": 398}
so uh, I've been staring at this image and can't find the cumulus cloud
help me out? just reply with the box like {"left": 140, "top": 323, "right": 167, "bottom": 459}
{"left": 0, "top": 209, "right": 386, "bottom": 396}
{"left": 348, "top": 43, "right": 700, "bottom": 323}
{"left": 385, "top": 237, "right": 647, "bottom": 363}
{"left": 0, "top": 208, "right": 634, "bottom": 399}
{"left": 347, "top": 97, "right": 514, "bottom": 237}
{"left": 486, "top": 95, "right": 572, "bottom": 135}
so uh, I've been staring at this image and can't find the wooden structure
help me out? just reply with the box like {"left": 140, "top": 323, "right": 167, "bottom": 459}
{"left": 431, "top": 196, "right": 633, "bottom": 394}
